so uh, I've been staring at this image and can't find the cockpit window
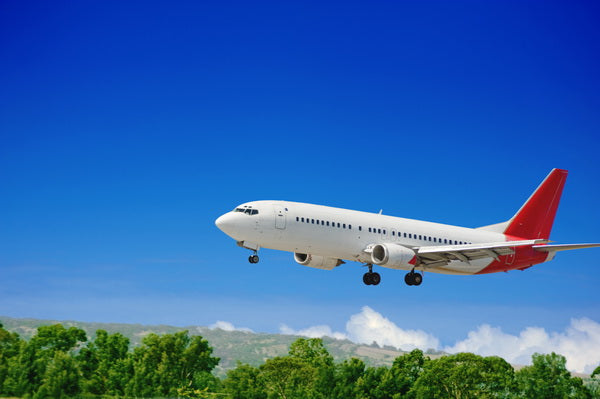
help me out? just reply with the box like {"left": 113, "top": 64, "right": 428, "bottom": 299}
{"left": 233, "top": 206, "right": 258, "bottom": 215}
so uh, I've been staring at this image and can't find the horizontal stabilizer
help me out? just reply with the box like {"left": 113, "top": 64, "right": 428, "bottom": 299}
{"left": 533, "top": 243, "right": 600, "bottom": 252}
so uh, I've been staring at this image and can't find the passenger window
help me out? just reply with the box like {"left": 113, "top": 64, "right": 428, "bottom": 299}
{"left": 343, "top": 224, "right": 346, "bottom": 229}
{"left": 349, "top": 225, "right": 352, "bottom": 229}
{"left": 337, "top": 223, "right": 340, "bottom": 228}
{"left": 296, "top": 217, "right": 299, "bottom": 222}
{"left": 392, "top": 231, "right": 395, "bottom": 236}
{"left": 326, "top": 221, "right": 329, "bottom": 226}
{"left": 409, "top": 234, "right": 412, "bottom": 239}
{"left": 312, "top": 219, "right": 315, "bottom": 224}
{"left": 359, "top": 226, "right": 362, "bottom": 231}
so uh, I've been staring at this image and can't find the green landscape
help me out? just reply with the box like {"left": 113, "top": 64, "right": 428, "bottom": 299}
{"left": 1, "top": 317, "right": 599, "bottom": 398}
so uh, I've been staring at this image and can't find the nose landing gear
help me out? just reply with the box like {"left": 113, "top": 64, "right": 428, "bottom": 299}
{"left": 363, "top": 264, "right": 381, "bottom": 286}
{"left": 248, "top": 252, "right": 259, "bottom": 264}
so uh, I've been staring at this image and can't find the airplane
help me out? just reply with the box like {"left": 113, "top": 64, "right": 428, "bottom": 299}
{"left": 215, "top": 169, "right": 600, "bottom": 286}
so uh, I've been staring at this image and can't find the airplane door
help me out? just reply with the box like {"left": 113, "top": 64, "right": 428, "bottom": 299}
{"left": 274, "top": 206, "right": 286, "bottom": 230}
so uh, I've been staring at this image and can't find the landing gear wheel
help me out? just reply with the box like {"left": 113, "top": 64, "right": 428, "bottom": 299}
{"left": 249, "top": 254, "right": 259, "bottom": 264}
{"left": 371, "top": 272, "right": 381, "bottom": 286}
{"left": 412, "top": 273, "right": 423, "bottom": 286}
{"left": 363, "top": 272, "right": 381, "bottom": 286}
{"left": 404, "top": 271, "right": 423, "bottom": 286}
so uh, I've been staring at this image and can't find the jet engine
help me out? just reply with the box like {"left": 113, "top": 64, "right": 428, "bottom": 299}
{"left": 371, "top": 243, "right": 417, "bottom": 270}
{"left": 294, "top": 253, "right": 344, "bottom": 270}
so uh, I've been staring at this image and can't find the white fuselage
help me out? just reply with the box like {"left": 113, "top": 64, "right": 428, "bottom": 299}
{"left": 215, "top": 200, "right": 507, "bottom": 275}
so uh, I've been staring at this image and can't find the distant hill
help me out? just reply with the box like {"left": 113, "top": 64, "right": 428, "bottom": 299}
{"left": 0, "top": 316, "right": 444, "bottom": 377}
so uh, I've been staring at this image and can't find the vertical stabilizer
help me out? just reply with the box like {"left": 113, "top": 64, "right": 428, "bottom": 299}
{"left": 504, "top": 169, "right": 568, "bottom": 240}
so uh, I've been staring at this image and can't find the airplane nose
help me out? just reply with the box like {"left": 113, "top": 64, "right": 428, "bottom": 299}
{"left": 215, "top": 212, "right": 236, "bottom": 235}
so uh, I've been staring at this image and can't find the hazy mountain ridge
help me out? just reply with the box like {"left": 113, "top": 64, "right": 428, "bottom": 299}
{"left": 1, "top": 316, "right": 443, "bottom": 375}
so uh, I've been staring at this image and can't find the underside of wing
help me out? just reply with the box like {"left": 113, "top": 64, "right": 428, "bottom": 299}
{"left": 415, "top": 240, "right": 546, "bottom": 268}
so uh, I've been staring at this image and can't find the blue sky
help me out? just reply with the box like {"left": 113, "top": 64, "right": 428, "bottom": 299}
{"left": 1, "top": 0, "right": 600, "bottom": 371}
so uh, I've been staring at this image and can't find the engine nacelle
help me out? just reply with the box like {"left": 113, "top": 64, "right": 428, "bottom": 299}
{"left": 294, "top": 253, "right": 343, "bottom": 270}
{"left": 371, "top": 243, "right": 417, "bottom": 270}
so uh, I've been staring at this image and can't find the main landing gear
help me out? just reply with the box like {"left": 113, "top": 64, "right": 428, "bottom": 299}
{"left": 405, "top": 270, "right": 423, "bottom": 286}
{"left": 248, "top": 251, "right": 259, "bottom": 264}
{"left": 363, "top": 264, "right": 381, "bottom": 286}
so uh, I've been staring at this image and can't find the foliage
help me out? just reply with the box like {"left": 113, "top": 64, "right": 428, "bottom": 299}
{"left": 0, "top": 321, "right": 598, "bottom": 399}
{"left": 411, "top": 352, "right": 515, "bottom": 398}
{"left": 515, "top": 352, "right": 591, "bottom": 398}
{"left": 125, "top": 330, "right": 220, "bottom": 397}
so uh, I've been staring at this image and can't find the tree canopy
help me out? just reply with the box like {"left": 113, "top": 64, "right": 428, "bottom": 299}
{"left": 0, "top": 322, "right": 597, "bottom": 398}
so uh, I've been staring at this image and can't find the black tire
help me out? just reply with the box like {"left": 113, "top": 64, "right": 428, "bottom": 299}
{"left": 413, "top": 273, "right": 423, "bottom": 286}
{"left": 371, "top": 272, "right": 381, "bottom": 285}
{"left": 250, "top": 255, "right": 259, "bottom": 263}
{"left": 363, "top": 273, "right": 372, "bottom": 285}
{"left": 404, "top": 273, "right": 414, "bottom": 286}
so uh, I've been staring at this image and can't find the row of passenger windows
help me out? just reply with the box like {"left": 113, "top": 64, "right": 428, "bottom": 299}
{"left": 296, "top": 216, "right": 353, "bottom": 230}
{"left": 295, "top": 216, "right": 471, "bottom": 245}
{"left": 366, "top": 227, "right": 471, "bottom": 245}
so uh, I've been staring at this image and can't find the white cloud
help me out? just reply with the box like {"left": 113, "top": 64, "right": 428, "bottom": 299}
{"left": 444, "top": 317, "right": 600, "bottom": 374}
{"left": 209, "top": 320, "right": 253, "bottom": 333}
{"left": 346, "top": 306, "right": 440, "bottom": 351}
{"left": 280, "top": 324, "right": 348, "bottom": 340}
{"left": 279, "top": 306, "right": 439, "bottom": 351}
{"left": 276, "top": 307, "right": 600, "bottom": 374}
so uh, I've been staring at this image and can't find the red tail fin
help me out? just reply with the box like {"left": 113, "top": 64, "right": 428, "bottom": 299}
{"left": 504, "top": 169, "right": 568, "bottom": 240}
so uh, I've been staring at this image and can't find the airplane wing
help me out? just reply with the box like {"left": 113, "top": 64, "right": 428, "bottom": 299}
{"left": 532, "top": 243, "right": 600, "bottom": 252}
{"left": 414, "top": 239, "right": 547, "bottom": 268}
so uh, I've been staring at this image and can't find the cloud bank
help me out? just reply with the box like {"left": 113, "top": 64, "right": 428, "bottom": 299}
{"left": 278, "top": 306, "right": 600, "bottom": 374}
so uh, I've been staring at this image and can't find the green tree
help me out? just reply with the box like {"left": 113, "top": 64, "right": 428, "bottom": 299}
{"left": 515, "top": 352, "right": 591, "bottom": 399}
{"left": 592, "top": 365, "right": 600, "bottom": 379}
{"left": 378, "top": 349, "right": 429, "bottom": 399}
{"left": 259, "top": 356, "right": 317, "bottom": 399}
{"left": 126, "top": 330, "right": 219, "bottom": 398}
{"left": 223, "top": 362, "right": 267, "bottom": 399}
{"left": 0, "top": 322, "right": 24, "bottom": 395}
{"left": 11, "top": 324, "right": 86, "bottom": 397}
{"left": 77, "top": 329, "right": 132, "bottom": 396}
{"left": 332, "top": 357, "right": 365, "bottom": 399}
{"left": 355, "top": 366, "right": 388, "bottom": 399}
{"left": 33, "top": 351, "right": 81, "bottom": 399}
{"left": 288, "top": 338, "right": 335, "bottom": 398}
{"left": 411, "top": 352, "right": 515, "bottom": 398}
